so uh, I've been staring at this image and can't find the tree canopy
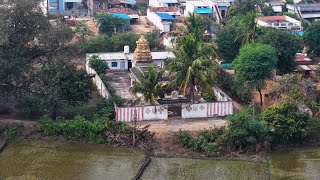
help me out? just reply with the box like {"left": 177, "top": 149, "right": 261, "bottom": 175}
{"left": 95, "top": 14, "right": 128, "bottom": 36}
{"left": 304, "top": 21, "right": 320, "bottom": 57}
{"left": 259, "top": 29, "right": 301, "bottom": 74}
{"left": 234, "top": 43, "right": 277, "bottom": 106}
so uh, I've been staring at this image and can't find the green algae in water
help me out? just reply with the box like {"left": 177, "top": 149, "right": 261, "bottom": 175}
{"left": 141, "top": 158, "right": 268, "bottom": 180}
{"left": 269, "top": 148, "right": 320, "bottom": 180}
{"left": 0, "top": 140, "right": 145, "bottom": 180}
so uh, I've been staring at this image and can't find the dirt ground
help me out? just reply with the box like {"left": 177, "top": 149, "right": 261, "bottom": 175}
{"left": 136, "top": 118, "right": 227, "bottom": 139}
{"left": 131, "top": 16, "right": 156, "bottom": 34}
{"left": 106, "top": 71, "right": 136, "bottom": 102}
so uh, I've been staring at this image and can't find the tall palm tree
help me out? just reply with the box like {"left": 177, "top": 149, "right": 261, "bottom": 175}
{"left": 166, "top": 34, "right": 217, "bottom": 101}
{"left": 236, "top": 11, "right": 259, "bottom": 45}
{"left": 184, "top": 13, "right": 209, "bottom": 42}
{"left": 130, "top": 66, "right": 164, "bottom": 105}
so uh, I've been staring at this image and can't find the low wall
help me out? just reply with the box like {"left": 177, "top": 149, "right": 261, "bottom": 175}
{"left": 85, "top": 58, "right": 110, "bottom": 99}
{"left": 182, "top": 102, "right": 233, "bottom": 119}
{"left": 116, "top": 105, "right": 168, "bottom": 122}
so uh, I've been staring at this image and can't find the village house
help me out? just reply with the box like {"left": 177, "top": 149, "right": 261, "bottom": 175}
{"left": 287, "top": 3, "right": 320, "bottom": 21}
{"left": 295, "top": 53, "right": 318, "bottom": 77}
{"left": 184, "top": 0, "right": 214, "bottom": 19}
{"left": 149, "top": 0, "right": 179, "bottom": 8}
{"left": 256, "top": 15, "right": 303, "bottom": 31}
{"left": 147, "top": 7, "right": 178, "bottom": 32}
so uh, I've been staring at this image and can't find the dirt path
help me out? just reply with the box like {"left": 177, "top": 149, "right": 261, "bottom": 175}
{"left": 106, "top": 72, "right": 136, "bottom": 102}
{"left": 136, "top": 118, "right": 227, "bottom": 139}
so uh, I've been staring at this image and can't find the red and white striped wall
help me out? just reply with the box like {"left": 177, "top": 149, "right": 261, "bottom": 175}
{"left": 115, "top": 106, "right": 145, "bottom": 122}
{"left": 206, "top": 102, "right": 233, "bottom": 117}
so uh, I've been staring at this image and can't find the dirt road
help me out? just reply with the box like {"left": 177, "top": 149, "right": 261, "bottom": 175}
{"left": 136, "top": 118, "right": 228, "bottom": 139}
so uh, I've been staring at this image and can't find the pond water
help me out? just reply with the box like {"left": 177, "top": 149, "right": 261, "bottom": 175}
{"left": 141, "top": 158, "right": 267, "bottom": 180}
{"left": 1, "top": 141, "right": 320, "bottom": 180}
{"left": 269, "top": 148, "right": 320, "bottom": 179}
{"left": 0, "top": 141, "right": 145, "bottom": 180}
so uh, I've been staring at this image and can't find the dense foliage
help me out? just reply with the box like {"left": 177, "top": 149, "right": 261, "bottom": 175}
{"left": 304, "top": 21, "right": 320, "bottom": 57}
{"left": 17, "top": 63, "right": 94, "bottom": 118}
{"left": 81, "top": 32, "right": 164, "bottom": 53}
{"left": 89, "top": 55, "right": 109, "bottom": 75}
{"left": 215, "top": 26, "right": 242, "bottom": 62}
{"left": 258, "top": 29, "right": 301, "bottom": 74}
{"left": 95, "top": 14, "right": 129, "bottom": 35}
{"left": 234, "top": 43, "right": 277, "bottom": 106}
{"left": 130, "top": 66, "right": 164, "bottom": 105}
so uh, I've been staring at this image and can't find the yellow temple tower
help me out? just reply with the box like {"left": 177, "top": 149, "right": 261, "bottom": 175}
{"left": 133, "top": 35, "right": 152, "bottom": 62}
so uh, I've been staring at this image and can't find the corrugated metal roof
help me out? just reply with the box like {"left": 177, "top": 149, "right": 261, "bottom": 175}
{"left": 151, "top": 52, "right": 175, "bottom": 59}
{"left": 195, "top": 7, "right": 213, "bottom": 14}
{"left": 155, "top": 13, "right": 176, "bottom": 21}
{"left": 111, "top": 13, "right": 131, "bottom": 19}
{"left": 296, "top": 65, "right": 318, "bottom": 71}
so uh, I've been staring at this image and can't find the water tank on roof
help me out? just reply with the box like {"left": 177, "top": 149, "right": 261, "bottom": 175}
{"left": 124, "top": 45, "right": 130, "bottom": 54}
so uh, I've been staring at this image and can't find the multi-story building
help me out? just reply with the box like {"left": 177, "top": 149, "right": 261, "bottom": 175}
{"left": 256, "top": 15, "right": 303, "bottom": 31}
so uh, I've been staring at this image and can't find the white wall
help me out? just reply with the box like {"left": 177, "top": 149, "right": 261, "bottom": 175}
{"left": 149, "top": 0, "right": 168, "bottom": 7}
{"left": 147, "top": 10, "right": 172, "bottom": 32}
{"left": 185, "top": 1, "right": 195, "bottom": 16}
{"left": 182, "top": 103, "right": 207, "bottom": 118}
{"left": 105, "top": 60, "right": 128, "bottom": 71}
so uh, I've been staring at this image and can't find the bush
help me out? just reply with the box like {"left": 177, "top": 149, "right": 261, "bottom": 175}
{"left": 262, "top": 103, "right": 316, "bottom": 144}
{"left": 39, "top": 116, "right": 106, "bottom": 141}
{"left": 7, "top": 125, "right": 20, "bottom": 141}
{"left": 62, "top": 104, "right": 98, "bottom": 119}
{"left": 176, "top": 129, "right": 223, "bottom": 155}
{"left": 89, "top": 55, "right": 109, "bottom": 75}
{"left": 224, "top": 107, "right": 271, "bottom": 151}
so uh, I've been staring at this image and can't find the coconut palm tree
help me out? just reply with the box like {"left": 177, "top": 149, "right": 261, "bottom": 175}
{"left": 236, "top": 11, "right": 259, "bottom": 45}
{"left": 166, "top": 34, "right": 217, "bottom": 101}
{"left": 184, "top": 13, "right": 209, "bottom": 42}
{"left": 130, "top": 66, "right": 164, "bottom": 105}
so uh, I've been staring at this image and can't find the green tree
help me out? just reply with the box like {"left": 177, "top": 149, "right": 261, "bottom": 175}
{"left": 234, "top": 43, "right": 277, "bottom": 107}
{"left": 215, "top": 26, "right": 242, "bottom": 62}
{"left": 304, "top": 21, "right": 320, "bottom": 57}
{"left": 224, "top": 107, "right": 271, "bottom": 151}
{"left": 262, "top": 103, "right": 313, "bottom": 144}
{"left": 130, "top": 66, "right": 164, "bottom": 105}
{"left": 166, "top": 34, "right": 217, "bottom": 101}
{"left": 81, "top": 35, "right": 113, "bottom": 53}
{"left": 259, "top": 29, "right": 301, "bottom": 74}
{"left": 95, "top": 14, "right": 127, "bottom": 36}
{"left": 184, "top": 13, "right": 209, "bottom": 41}
{"left": 227, "top": 0, "right": 257, "bottom": 17}
{"left": 0, "top": 0, "right": 73, "bottom": 100}
{"left": 237, "top": 11, "right": 259, "bottom": 45}
{"left": 18, "top": 63, "right": 94, "bottom": 118}
{"left": 109, "top": 33, "right": 139, "bottom": 52}
{"left": 262, "top": 6, "right": 276, "bottom": 16}
{"left": 89, "top": 55, "right": 109, "bottom": 75}
{"left": 145, "top": 30, "right": 165, "bottom": 50}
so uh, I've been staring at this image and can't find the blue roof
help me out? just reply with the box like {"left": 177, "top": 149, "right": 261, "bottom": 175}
{"left": 195, "top": 7, "right": 213, "bottom": 14}
{"left": 111, "top": 13, "right": 131, "bottom": 20}
{"left": 156, "top": 13, "right": 176, "bottom": 21}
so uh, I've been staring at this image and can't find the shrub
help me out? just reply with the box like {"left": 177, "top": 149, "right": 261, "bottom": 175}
{"left": 7, "top": 125, "right": 20, "bottom": 141}
{"left": 262, "top": 103, "right": 316, "bottom": 144}
{"left": 39, "top": 116, "right": 106, "bottom": 141}
{"left": 89, "top": 55, "right": 109, "bottom": 75}
{"left": 224, "top": 107, "right": 271, "bottom": 151}
{"left": 177, "top": 130, "right": 193, "bottom": 148}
